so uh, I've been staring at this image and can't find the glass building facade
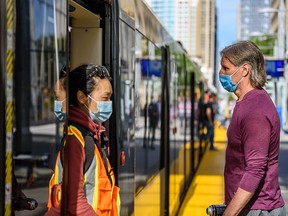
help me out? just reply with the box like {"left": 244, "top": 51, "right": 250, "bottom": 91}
{"left": 240, "top": 0, "right": 272, "bottom": 39}
{"left": 150, "top": 0, "right": 176, "bottom": 37}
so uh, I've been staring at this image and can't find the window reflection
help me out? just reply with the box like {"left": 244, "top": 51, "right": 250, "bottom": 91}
{"left": 13, "top": 1, "right": 66, "bottom": 215}
{"left": 118, "top": 20, "right": 135, "bottom": 215}
{"left": 30, "top": 0, "right": 67, "bottom": 123}
{"left": 134, "top": 36, "right": 162, "bottom": 214}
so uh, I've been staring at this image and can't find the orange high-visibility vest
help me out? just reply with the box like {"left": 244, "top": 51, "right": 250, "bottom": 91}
{"left": 47, "top": 125, "right": 120, "bottom": 215}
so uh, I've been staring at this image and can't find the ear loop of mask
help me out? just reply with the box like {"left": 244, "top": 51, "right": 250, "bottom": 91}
{"left": 234, "top": 66, "right": 245, "bottom": 85}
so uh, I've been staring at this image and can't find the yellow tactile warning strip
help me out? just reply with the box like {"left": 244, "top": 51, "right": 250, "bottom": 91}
{"left": 178, "top": 125, "right": 227, "bottom": 216}
{"left": 133, "top": 123, "right": 227, "bottom": 216}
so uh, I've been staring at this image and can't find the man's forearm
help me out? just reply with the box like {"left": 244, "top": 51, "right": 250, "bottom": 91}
{"left": 223, "top": 187, "right": 254, "bottom": 216}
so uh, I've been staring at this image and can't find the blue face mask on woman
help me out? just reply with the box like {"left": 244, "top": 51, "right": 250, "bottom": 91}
{"left": 219, "top": 66, "right": 243, "bottom": 92}
{"left": 88, "top": 95, "right": 112, "bottom": 123}
{"left": 54, "top": 99, "right": 66, "bottom": 122}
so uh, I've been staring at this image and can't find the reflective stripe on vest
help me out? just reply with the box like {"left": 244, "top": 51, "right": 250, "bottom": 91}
{"left": 47, "top": 152, "right": 62, "bottom": 209}
{"left": 47, "top": 125, "right": 120, "bottom": 215}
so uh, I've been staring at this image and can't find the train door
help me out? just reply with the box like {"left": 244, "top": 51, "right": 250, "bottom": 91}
{"left": 1, "top": 0, "right": 68, "bottom": 215}
{"left": 117, "top": 9, "right": 136, "bottom": 215}
{"left": 134, "top": 36, "right": 165, "bottom": 214}
{"left": 167, "top": 51, "right": 183, "bottom": 215}
{"left": 166, "top": 49, "right": 195, "bottom": 215}
{"left": 69, "top": 0, "right": 117, "bottom": 144}
{"left": 69, "top": 0, "right": 138, "bottom": 214}
{"left": 68, "top": 0, "right": 117, "bottom": 168}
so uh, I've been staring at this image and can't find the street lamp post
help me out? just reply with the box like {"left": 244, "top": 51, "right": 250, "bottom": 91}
{"left": 276, "top": 0, "right": 285, "bottom": 59}
{"left": 277, "top": 0, "right": 287, "bottom": 130}
{"left": 278, "top": 0, "right": 288, "bottom": 131}
{"left": 258, "top": 0, "right": 285, "bottom": 58}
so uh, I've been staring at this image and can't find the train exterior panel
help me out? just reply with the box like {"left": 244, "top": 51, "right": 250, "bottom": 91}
{"left": 0, "top": 0, "right": 209, "bottom": 215}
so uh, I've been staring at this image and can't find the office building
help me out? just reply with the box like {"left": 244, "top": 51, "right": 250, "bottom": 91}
{"left": 147, "top": 0, "right": 217, "bottom": 89}
{"left": 238, "top": 0, "right": 272, "bottom": 40}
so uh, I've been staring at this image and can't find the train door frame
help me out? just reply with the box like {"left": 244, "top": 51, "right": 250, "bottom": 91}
{"left": 68, "top": 0, "right": 120, "bottom": 194}
{"left": 69, "top": 1, "right": 119, "bottom": 182}
{"left": 66, "top": 0, "right": 121, "bottom": 211}
{"left": 182, "top": 54, "right": 188, "bottom": 186}
{"left": 0, "top": 0, "right": 15, "bottom": 214}
{"left": 198, "top": 81, "right": 205, "bottom": 161}
{"left": 190, "top": 72, "right": 195, "bottom": 173}
{"left": 160, "top": 45, "right": 170, "bottom": 216}
{"left": 14, "top": 0, "right": 33, "bottom": 154}
{"left": 118, "top": 9, "right": 136, "bottom": 214}
{"left": 0, "top": 1, "right": 7, "bottom": 214}
{"left": 109, "top": 0, "right": 120, "bottom": 185}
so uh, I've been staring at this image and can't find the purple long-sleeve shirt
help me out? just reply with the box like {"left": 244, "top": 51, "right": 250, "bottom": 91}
{"left": 224, "top": 88, "right": 284, "bottom": 210}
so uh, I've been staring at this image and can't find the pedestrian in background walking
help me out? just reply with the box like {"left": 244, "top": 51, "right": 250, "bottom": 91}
{"left": 203, "top": 92, "right": 217, "bottom": 151}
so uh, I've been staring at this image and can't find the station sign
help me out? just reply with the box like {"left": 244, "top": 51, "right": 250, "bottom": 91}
{"left": 141, "top": 59, "right": 161, "bottom": 77}
{"left": 265, "top": 60, "right": 284, "bottom": 78}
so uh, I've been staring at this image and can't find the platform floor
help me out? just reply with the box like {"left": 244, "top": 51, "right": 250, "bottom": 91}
{"left": 178, "top": 124, "right": 288, "bottom": 216}
{"left": 178, "top": 124, "right": 227, "bottom": 216}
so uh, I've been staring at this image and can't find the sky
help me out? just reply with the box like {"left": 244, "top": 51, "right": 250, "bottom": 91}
{"left": 216, "top": 0, "right": 239, "bottom": 52}
{"left": 215, "top": 0, "right": 239, "bottom": 93}
{"left": 215, "top": 0, "right": 239, "bottom": 71}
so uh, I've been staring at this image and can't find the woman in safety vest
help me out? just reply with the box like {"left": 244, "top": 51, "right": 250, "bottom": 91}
{"left": 45, "top": 64, "right": 120, "bottom": 216}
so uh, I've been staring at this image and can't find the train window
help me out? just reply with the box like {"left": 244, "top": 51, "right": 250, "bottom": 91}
{"left": 134, "top": 35, "right": 162, "bottom": 214}
{"left": 168, "top": 52, "right": 195, "bottom": 213}
{"left": 118, "top": 18, "right": 136, "bottom": 215}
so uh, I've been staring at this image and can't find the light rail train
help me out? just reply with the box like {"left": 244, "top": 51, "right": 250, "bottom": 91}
{"left": 0, "top": 0, "right": 211, "bottom": 215}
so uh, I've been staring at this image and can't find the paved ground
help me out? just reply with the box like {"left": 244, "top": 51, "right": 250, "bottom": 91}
{"left": 279, "top": 130, "right": 288, "bottom": 214}
{"left": 179, "top": 128, "right": 288, "bottom": 215}
{"left": 14, "top": 127, "right": 288, "bottom": 216}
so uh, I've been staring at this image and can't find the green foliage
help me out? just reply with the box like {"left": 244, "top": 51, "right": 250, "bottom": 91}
{"left": 250, "top": 35, "right": 276, "bottom": 56}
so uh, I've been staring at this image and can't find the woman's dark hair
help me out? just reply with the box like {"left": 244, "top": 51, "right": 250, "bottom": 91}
{"left": 69, "top": 64, "right": 111, "bottom": 106}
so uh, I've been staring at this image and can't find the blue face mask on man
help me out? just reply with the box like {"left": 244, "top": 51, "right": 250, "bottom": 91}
{"left": 219, "top": 66, "right": 243, "bottom": 92}
{"left": 88, "top": 95, "right": 112, "bottom": 123}
{"left": 54, "top": 99, "right": 66, "bottom": 122}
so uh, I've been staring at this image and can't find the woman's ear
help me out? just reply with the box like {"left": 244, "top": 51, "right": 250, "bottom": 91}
{"left": 77, "top": 90, "right": 88, "bottom": 105}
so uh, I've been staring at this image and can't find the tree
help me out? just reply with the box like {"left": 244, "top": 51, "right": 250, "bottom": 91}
{"left": 250, "top": 35, "right": 276, "bottom": 56}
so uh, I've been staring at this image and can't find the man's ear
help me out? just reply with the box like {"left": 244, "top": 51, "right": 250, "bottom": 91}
{"left": 77, "top": 90, "right": 88, "bottom": 105}
{"left": 242, "top": 64, "right": 250, "bottom": 77}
